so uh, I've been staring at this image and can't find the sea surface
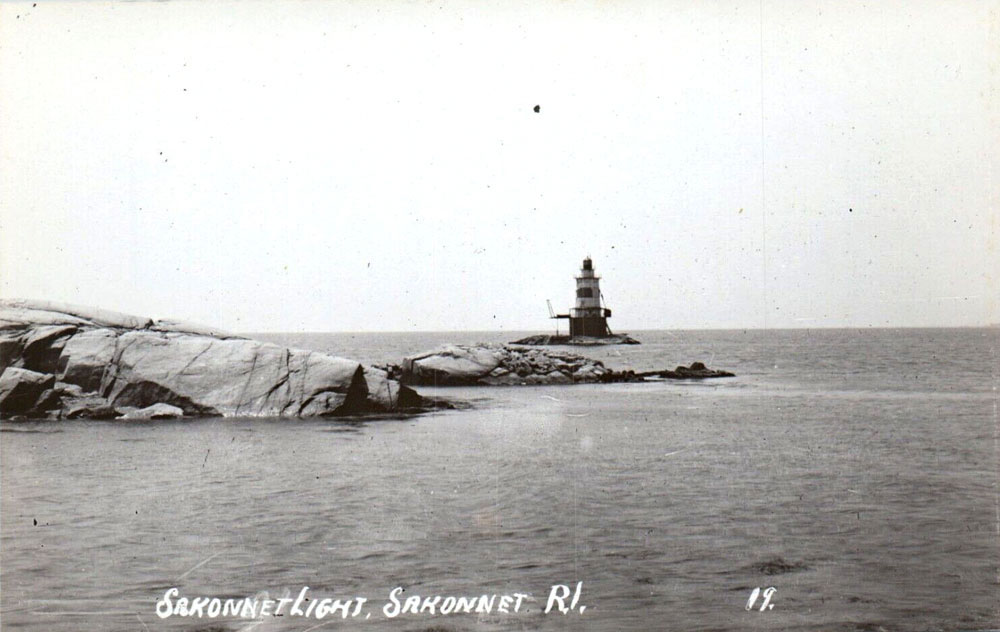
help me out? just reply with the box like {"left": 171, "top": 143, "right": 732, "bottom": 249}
{"left": 1, "top": 328, "right": 998, "bottom": 632}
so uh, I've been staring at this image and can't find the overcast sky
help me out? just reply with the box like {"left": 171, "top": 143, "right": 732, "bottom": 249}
{"left": 1, "top": 1, "right": 996, "bottom": 332}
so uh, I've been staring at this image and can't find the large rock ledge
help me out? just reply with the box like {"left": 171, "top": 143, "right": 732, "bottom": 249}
{"left": 0, "top": 299, "right": 426, "bottom": 420}
{"left": 386, "top": 344, "right": 734, "bottom": 386}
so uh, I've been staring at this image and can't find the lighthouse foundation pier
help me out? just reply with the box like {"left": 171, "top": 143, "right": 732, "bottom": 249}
{"left": 569, "top": 315, "right": 610, "bottom": 337}
{"left": 509, "top": 333, "right": 640, "bottom": 346}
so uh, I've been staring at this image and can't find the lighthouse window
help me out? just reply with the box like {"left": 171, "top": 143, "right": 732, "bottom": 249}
{"left": 576, "top": 288, "right": 593, "bottom": 298}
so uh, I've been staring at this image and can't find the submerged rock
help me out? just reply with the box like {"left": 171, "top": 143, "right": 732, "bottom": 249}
{"left": 648, "top": 362, "right": 736, "bottom": 380}
{"left": 0, "top": 299, "right": 426, "bottom": 419}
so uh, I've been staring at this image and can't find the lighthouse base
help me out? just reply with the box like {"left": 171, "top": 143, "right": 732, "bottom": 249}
{"left": 569, "top": 316, "right": 610, "bottom": 337}
{"left": 510, "top": 333, "right": 641, "bottom": 346}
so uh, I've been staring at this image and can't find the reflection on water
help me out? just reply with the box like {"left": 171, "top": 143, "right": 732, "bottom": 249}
{"left": 1, "top": 328, "right": 997, "bottom": 631}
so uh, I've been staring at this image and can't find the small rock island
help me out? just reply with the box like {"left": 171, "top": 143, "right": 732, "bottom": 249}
{"left": 384, "top": 344, "right": 734, "bottom": 386}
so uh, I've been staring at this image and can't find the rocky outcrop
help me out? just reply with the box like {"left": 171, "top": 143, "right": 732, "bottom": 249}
{"left": 0, "top": 368, "right": 56, "bottom": 415}
{"left": 120, "top": 403, "right": 185, "bottom": 420}
{"left": 637, "top": 362, "right": 736, "bottom": 380}
{"left": 393, "top": 345, "right": 734, "bottom": 386}
{"left": 510, "top": 333, "right": 641, "bottom": 346}
{"left": 395, "top": 344, "right": 615, "bottom": 386}
{"left": 0, "top": 299, "right": 425, "bottom": 420}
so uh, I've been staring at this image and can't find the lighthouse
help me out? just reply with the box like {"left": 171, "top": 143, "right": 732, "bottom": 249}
{"left": 549, "top": 257, "right": 613, "bottom": 337}
{"left": 525, "top": 257, "right": 638, "bottom": 345}
{"left": 570, "top": 257, "right": 612, "bottom": 336}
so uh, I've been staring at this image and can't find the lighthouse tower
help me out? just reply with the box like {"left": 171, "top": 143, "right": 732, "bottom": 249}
{"left": 569, "top": 257, "right": 612, "bottom": 336}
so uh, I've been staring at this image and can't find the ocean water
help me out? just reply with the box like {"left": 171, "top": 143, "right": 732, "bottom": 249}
{"left": 1, "top": 328, "right": 997, "bottom": 632}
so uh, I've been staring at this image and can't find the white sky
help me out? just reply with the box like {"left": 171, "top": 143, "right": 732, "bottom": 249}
{"left": 1, "top": 0, "right": 997, "bottom": 332}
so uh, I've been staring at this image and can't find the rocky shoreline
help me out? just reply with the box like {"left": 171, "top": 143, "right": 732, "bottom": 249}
{"left": 0, "top": 300, "right": 429, "bottom": 420}
{"left": 383, "top": 344, "right": 734, "bottom": 387}
{"left": 0, "top": 301, "right": 736, "bottom": 420}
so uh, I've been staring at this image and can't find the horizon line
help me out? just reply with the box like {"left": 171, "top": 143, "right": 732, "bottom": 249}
{"left": 245, "top": 323, "right": 999, "bottom": 335}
